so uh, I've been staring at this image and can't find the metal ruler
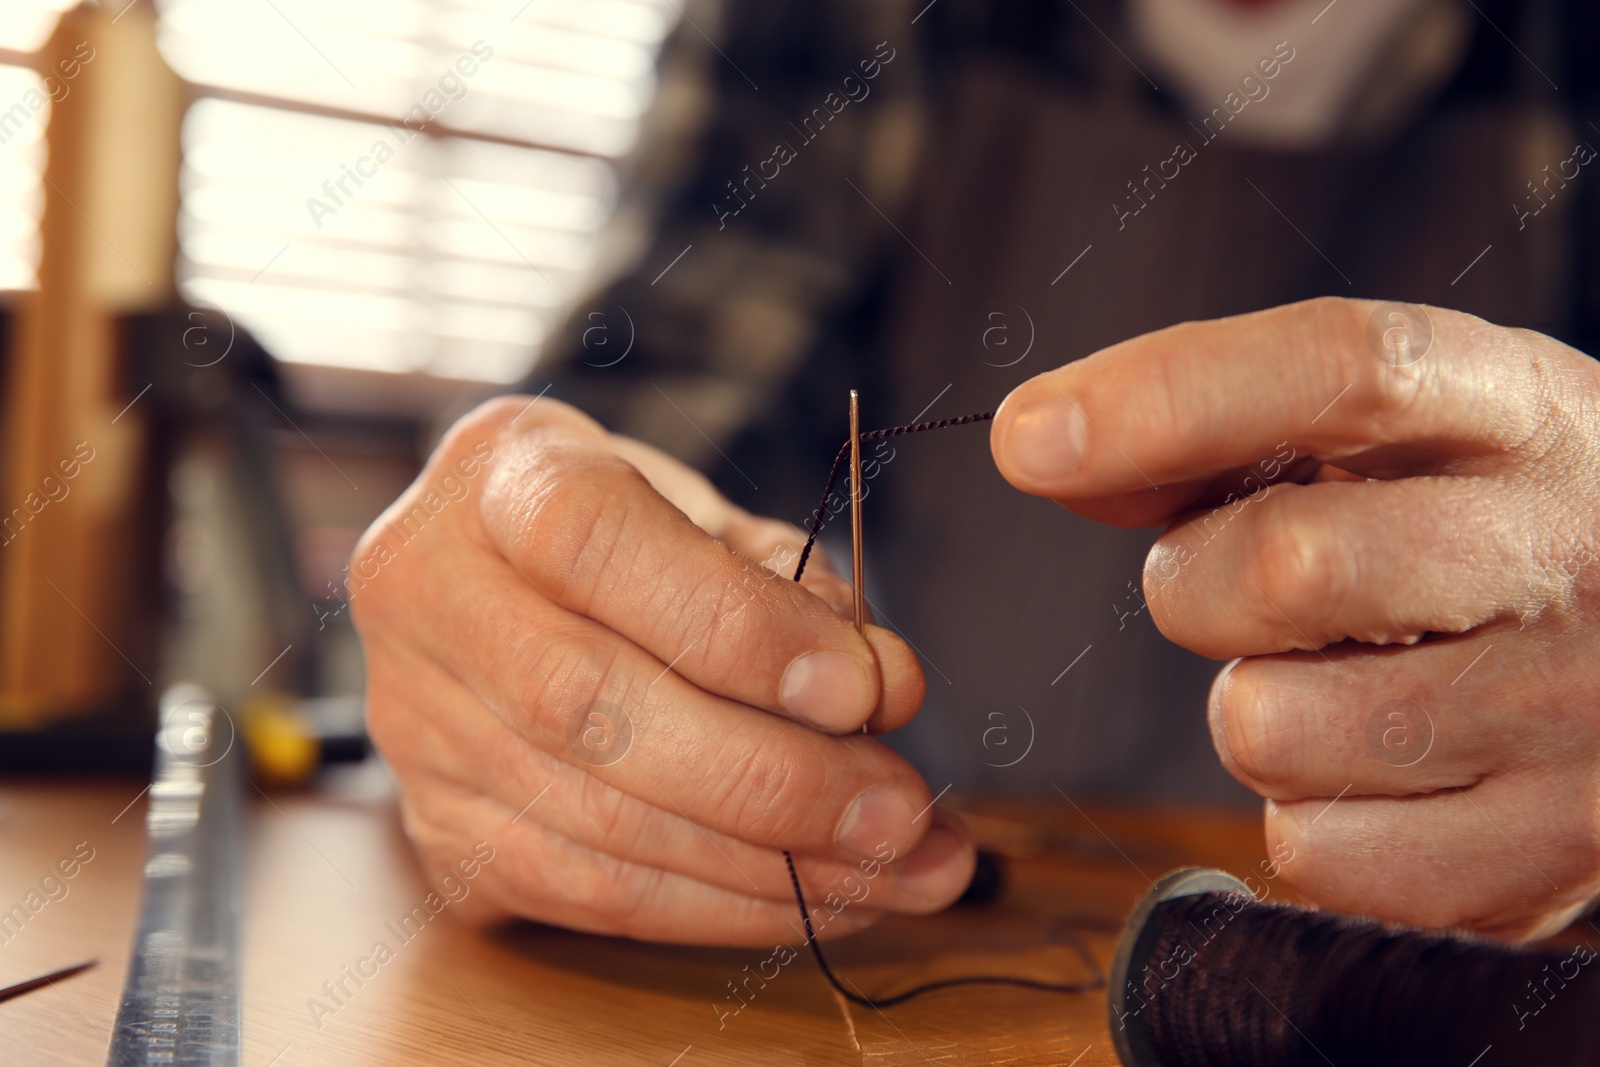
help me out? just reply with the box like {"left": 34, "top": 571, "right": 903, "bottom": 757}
{"left": 107, "top": 684, "right": 242, "bottom": 1066}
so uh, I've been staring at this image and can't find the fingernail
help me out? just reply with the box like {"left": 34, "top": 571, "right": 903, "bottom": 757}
{"left": 781, "top": 651, "right": 872, "bottom": 731}
{"left": 999, "top": 397, "right": 1087, "bottom": 485}
{"left": 891, "top": 824, "right": 972, "bottom": 907}
{"left": 835, "top": 786, "right": 917, "bottom": 859}
{"left": 1208, "top": 658, "right": 1245, "bottom": 765}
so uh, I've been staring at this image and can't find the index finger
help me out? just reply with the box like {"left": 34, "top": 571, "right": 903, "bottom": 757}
{"left": 990, "top": 298, "right": 1540, "bottom": 515}
{"left": 472, "top": 399, "right": 922, "bottom": 734}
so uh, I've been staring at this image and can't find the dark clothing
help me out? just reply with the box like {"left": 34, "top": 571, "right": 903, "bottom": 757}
{"left": 537, "top": 0, "right": 1600, "bottom": 802}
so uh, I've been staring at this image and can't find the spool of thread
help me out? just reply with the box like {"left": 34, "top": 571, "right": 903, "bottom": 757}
{"left": 1109, "top": 868, "right": 1600, "bottom": 1067}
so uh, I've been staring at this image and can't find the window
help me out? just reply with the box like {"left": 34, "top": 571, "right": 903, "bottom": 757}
{"left": 4, "top": 0, "right": 681, "bottom": 403}
{"left": 0, "top": 66, "right": 46, "bottom": 293}
{"left": 0, "top": 0, "right": 78, "bottom": 293}
{"left": 160, "top": 0, "right": 680, "bottom": 402}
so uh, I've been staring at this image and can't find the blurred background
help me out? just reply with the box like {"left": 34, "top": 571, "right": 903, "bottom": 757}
{"left": 6, "top": 0, "right": 1592, "bottom": 805}
{"left": 0, "top": 0, "right": 680, "bottom": 766}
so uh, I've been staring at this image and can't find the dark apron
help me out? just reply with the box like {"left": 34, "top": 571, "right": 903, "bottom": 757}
{"left": 874, "top": 57, "right": 1573, "bottom": 802}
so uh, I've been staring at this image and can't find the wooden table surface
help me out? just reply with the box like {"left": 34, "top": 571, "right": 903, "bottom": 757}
{"left": 0, "top": 764, "right": 1274, "bottom": 1066}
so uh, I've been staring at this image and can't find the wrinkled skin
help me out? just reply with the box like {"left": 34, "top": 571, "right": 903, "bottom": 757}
{"left": 993, "top": 297, "right": 1600, "bottom": 940}
{"left": 352, "top": 397, "right": 972, "bottom": 946}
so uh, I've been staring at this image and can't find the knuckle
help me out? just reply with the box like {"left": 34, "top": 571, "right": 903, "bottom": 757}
{"left": 573, "top": 772, "right": 644, "bottom": 853}
{"left": 452, "top": 392, "right": 586, "bottom": 443}
{"left": 520, "top": 827, "right": 659, "bottom": 937}
{"left": 590, "top": 863, "right": 670, "bottom": 936}
{"left": 489, "top": 820, "right": 623, "bottom": 933}
{"left": 392, "top": 780, "right": 488, "bottom": 876}
{"left": 1302, "top": 296, "right": 1426, "bottom": 424}
{"left": 509, "top": 626, "right": 630, "bottom": 742}
{"left": 1303, "top": 294, "right": 1362, "bottom": 335}
{"left": 349, "top": 448, "right": 502, "bottom": 635}
{"left": 1359, "top": 361, "right": 1427, "bottom": 425}
{"left": 1520, "top": 332, "right": 1593, "bottom": 461}
{"left": 712, "top": 730, "right": 825, "bottom": 844}
{"left": 527, "top": 840, "right": 627, "bottom": 933}
{"left": 1147, "top": 328, "right": 1199, "bottom": 447}
{"left": 514, "top": 450, "right": 642, "bottom": 601}
{"left": 1246, "top": 499, "right": 1355, "bottom": 637}
{"left": 685, "top": 566, "right": 779, "bottom": 690}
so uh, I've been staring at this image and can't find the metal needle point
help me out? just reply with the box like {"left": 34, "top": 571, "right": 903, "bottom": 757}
{"left": 0, "top": 959, "right": 97, "bottom": 1003}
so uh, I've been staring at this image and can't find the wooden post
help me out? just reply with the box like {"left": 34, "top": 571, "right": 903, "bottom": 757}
{"left": 0, "top": 0, "right": 182, "bottom": 725}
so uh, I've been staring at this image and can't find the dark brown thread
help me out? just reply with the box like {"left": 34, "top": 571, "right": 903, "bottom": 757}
{"left": 792, "top": 411, "right": 998, "bottom": 584}
{"left": 1137, "top": 891, "right": 1600, "bottom": 1067}
{"left": 781, "top": 409, "right": 1102, "bottom": 1008}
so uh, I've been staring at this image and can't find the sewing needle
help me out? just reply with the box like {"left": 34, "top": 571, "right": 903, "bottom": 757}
{"left": 0, "top": 959, "right": 97, "bottom": 1004}
{"left": 849, "top": 391, "right": 868, "bottom": 735}
{"left": 849, "top": 390, "right": 866, "bottom": 637}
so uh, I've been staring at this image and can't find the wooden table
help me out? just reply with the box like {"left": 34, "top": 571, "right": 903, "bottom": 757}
{"left": 0, "top": 765, "right": 1272, "bottom": 1066}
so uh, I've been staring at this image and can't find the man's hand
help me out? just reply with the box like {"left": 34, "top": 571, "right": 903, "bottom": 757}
{"left": 992, "top": 297, "right": 1600, "bottom": 940}
{"left": 351, "top": 397, "right": 974, "bottom": 946}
